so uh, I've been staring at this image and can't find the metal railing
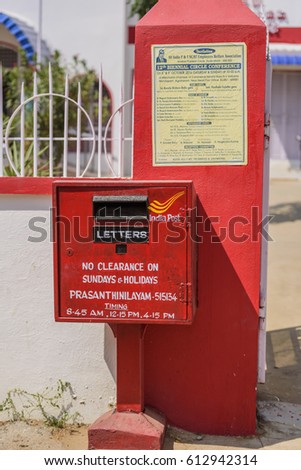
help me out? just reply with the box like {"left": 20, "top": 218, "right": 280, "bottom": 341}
{"left": 0, "top": 63, "right": 133, "bottom": 178}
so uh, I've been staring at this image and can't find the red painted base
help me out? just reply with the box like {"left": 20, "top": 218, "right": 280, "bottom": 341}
{"left": 88, "top": 408, "right": 166, "bottom": 450}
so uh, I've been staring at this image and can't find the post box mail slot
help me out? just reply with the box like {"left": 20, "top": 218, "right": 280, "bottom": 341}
{"left": 53, "top": 180, "right": 196, "bottom": 325}
{"left": 93, "top": 196, "right": 149, "bottom": 221}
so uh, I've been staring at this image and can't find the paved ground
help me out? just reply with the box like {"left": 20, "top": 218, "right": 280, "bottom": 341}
{"left": 0, "top": 179, "right": 300, "bottom": 450}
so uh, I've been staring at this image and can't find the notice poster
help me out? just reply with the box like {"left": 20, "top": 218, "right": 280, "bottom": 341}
{"left": 152, "top": 43, "right": 247, "bottom": 166}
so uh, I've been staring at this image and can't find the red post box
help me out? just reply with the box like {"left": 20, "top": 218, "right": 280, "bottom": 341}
{"left": 53, "top": 179, "right": 196, "bottom": 449}
{"left": 53, "top": 180, "right": 196, "bottom": 325}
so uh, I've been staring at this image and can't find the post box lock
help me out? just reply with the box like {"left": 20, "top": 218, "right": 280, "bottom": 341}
{"left": 53, "top": 181, "right": 196, "bottom": 325}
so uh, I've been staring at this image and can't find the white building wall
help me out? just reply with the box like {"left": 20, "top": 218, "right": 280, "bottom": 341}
{"left": 0, "top": 195, "right": 115, "bottom": 423}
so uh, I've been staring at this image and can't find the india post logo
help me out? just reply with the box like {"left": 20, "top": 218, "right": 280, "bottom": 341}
{"left": 148, "top": 191, "right": 185, "bottom": 214}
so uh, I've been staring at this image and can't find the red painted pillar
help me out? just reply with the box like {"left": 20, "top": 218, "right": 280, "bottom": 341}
{"left": 88, "top": 323, "right": 166, "bottom": 449}
{"left": 115, "top": 325, "right": 145, "bottom": 413}
{"left": 133, "top": 0, "right": 266, "bottom": 435}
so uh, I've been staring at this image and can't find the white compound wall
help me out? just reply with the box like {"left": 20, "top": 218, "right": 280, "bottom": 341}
{"left": 0, "top": 194, "right": 116, "bottom": 424}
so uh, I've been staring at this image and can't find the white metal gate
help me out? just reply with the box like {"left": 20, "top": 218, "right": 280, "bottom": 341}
{"left": 0, "top": 64, "right": 133, "bottom": 178}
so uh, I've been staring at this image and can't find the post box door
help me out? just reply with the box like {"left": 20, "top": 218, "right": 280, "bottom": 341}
{"left": 53, "top": 181, "right": 196, "bottom": 325}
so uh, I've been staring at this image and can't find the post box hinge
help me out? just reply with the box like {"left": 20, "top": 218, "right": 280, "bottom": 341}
{"left": 179, "top": 282, "right": 192, "bottom": 304}
{"left": 264, "top": 112, "right": 270, "bottom": 151}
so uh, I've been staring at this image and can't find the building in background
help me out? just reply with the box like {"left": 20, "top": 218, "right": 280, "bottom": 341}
{"left": 244, "top": 0, "right": 301, "bottom": 177}
{"left": 0, "top": 11, "right": 50, "bottom": 67}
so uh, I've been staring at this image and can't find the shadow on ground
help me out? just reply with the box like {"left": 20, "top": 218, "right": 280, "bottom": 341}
{"left": 256, "top": 325, "right": 301, "bottom": 449}
{"left": 269, "top": 202, "right": 301, "bottom": 223}
{"left": 258, "top": 326, "right": 301, "bottom": 404}
{"left": 259, "top": 326, "right": 301, "bottom": 404}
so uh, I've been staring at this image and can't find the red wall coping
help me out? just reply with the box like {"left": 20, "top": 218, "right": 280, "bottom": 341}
{"left": 0, "top": 177, "right": 111, "bottom": 195}
{"left": 0, "top": 177, "right": 54, "bottom": 195}
{"left": 270, "top": 27, "right": 301, "bottom": 44}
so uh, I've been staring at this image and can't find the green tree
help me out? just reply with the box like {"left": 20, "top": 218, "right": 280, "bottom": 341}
{"left": 128, "top": 0, "right": 158, "bottom": 18}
